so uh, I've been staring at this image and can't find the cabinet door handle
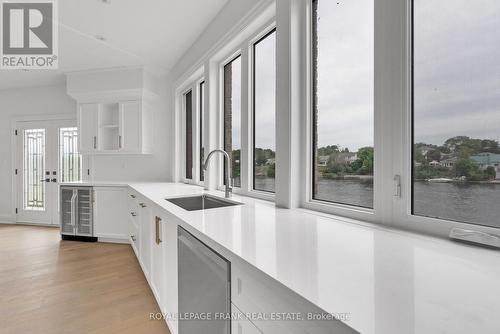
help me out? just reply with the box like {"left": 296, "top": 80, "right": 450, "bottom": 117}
{"left": 131, "top": 235, "right": 136, "bottom": 241}
{"left": 119, "top": 135, "right": 122, "bottom": 149}
{"left": 93, "top": 136, "right": 97, "bottom": 149}
{"left": 139, "top": 203, "right": 147, "bottom": 208}
{"left": 130, "top": 194, "right": 136, "bottom": 198}
{"left": 155, "top": 216, "right": 162, "bottom": 244}
{"left": 131, "top": 212, "right": 137, "bottom": 217}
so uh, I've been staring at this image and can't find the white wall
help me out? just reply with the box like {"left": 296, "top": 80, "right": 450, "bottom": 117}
{"left": 0, "top": 74, "right": 173, "bottom": 223}
{"left": 0, "top": 85, "right": 76, "bottom": 222}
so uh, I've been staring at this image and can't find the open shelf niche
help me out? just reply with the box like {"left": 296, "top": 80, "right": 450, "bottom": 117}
{"left": 98, "top": 103, "right": 120, "bottom": 150}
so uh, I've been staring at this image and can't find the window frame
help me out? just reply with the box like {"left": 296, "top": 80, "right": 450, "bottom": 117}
{"left": 221, "top": 52, "right": 243, "bottom": 189}
{"left": 251, "top": 27, "right": 277, "bottom": 194}
{"left": 199, "top": 80, "right": 206, "bottom": 183}
{"left": 184, "top": 89, "right": 193, "bottom": 180}
{"left": 177, "top": 69, "right": 205, "bottom": 185}
{"left": 215, "top": 22, "right": 277, "bottom": 202}
{"left": 392, "top": 0, "right": 500, "bottom": 238}
{"left": 302, "top": 0, "right": 379, "bottom": 223}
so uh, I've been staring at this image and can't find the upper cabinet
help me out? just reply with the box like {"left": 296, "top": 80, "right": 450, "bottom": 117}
{"left": 67, "top": 68, "right": 161, "bottom": 155}
{"left": 78, "top": 100, "right": 152, "bottom": 155}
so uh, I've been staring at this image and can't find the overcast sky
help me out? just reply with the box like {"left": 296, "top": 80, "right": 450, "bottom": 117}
{"left": 414, "top": 0, "right": 500, "bottom": 146}
{"left": 316, "top": 0, "right": 374, "bottom": 151}
{"left": 232, "top": 0, "right": 500, "bottom": 152}
{"left": 315, "top": 0, "right": 500, "bottom": 151}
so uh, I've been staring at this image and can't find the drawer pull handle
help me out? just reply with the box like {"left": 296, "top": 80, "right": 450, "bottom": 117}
{"left": 130, "top": 194, "right": 136, "bottom": 198}
{"left": 139, "top": 203, "right": 147, "bottom": 208}
{"left": 131, "top": 212, "right": 137, "bottom": 217}
{"left": 155, "top": 216, "right": 162, "bottom": 244}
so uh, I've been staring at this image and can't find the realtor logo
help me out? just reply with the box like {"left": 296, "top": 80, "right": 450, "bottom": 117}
{"left": 1, "top": 0, "right": 58, "bottom": 69}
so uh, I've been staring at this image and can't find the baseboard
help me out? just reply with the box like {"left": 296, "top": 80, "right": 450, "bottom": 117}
{"left": 0, "top": 213, "right": 15, "bottom": 224}
{"left": 98, "top": 237, "right": 130, "bottom": 244}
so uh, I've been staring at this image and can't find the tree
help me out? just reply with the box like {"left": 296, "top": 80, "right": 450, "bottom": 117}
{"left": 426, "top": 149, "right": 441, "bottom": 162}
{"left": 267, "top": 163, "right": 275, "bottom": 177}
{"left": 485, "top": 166, "right": 496, "bottom": 179}
{"left": 351, "top": 147, "right": 374, "bottom": 175}
{"left": 453, "top": 158, "right": 481, "bottom": 179}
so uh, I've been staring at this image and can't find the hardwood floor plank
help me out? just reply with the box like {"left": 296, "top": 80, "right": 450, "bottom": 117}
{"left": 0, "top": 225, "right": 170, "bottom": 334}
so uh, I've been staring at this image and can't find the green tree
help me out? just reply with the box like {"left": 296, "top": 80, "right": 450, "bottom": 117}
{"left": 426, "top": 149, "right": 441, "bottom": 162}
{"left": 267, "top": 163, "right": 275, "bottom": 178}
{"left": 485, "top": 166, "right": 496, "bottom": 179}
{"left": 351, "top": 147, "right": 374, "bottom": 175}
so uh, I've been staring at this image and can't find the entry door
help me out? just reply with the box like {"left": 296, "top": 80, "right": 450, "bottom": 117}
{"left": 16, "top": 119, "right": 82, "bottom": 225}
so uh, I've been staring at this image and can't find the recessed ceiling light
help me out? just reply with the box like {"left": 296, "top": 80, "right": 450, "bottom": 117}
{"left": 98, "top": 0, "right": 111, "bottom": 4}
{"left": 94, "top": 35, "right": 106, "bottom": 41}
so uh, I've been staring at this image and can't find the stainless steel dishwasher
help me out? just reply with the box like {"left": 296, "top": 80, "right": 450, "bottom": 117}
{"left": 178, "top": 227, "right": 231, "bottom": 334}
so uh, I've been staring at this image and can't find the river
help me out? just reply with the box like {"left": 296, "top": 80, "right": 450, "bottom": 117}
{"left": 254, "top": 177, "right": 500, "bottom": 228}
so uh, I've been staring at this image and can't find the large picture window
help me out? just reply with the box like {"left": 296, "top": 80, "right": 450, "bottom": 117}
{"left": 311, "top": 0, "right": 374, "bottom": 208}
{"left": 253, "top": 29, "right": 276, "bottom": 193}
{"left": 412, "top": 0, "right": 500, "bottom": 228}
{"left": 223, "top": 56, "right": 242, "bottom": 188}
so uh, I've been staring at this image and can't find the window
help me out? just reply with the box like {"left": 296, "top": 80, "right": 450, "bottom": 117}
{"left": 253, "top": 29, "right": 276, "bottom": 193}
{"left": 412, "top": 0, "right": 500, "bottom": 228}
{"left": 185, "top": 90, "right": 193, "bottom": 180}
{"left": 59, "top": 127, "right": 82, "bottom": 183}
{"left": 223, "top": 56, "right": 242, "bottom": 187}
{"left": 311, "top": 0, "right": 374, "bottom": 208}
{"left": 199, "top": 81, "right": 206, "bottom": 182}
{"left": 23, "top": 129, "right": 45, "bottom": 210}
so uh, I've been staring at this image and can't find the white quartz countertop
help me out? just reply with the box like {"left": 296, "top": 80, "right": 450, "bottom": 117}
{"left": 98, "top": 182, "right": 500, "bottom": 333}
{"left": 59, "top": 181, "right": 129, "bottom": 187}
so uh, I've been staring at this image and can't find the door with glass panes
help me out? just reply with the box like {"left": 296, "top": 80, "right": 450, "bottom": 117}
{"left": 16, "top": 119, "right": 83, "bottom": 225}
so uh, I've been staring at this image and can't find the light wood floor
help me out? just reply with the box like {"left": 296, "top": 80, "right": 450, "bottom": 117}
{"left": 0, "top": 224, "right": 170, "bottom": 334}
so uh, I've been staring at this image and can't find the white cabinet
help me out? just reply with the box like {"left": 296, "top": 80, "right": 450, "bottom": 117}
{"left": 78, "top": 99, "right": 152, "bottom": 154}
{"left": 150, "top": 207, "right": 166, "bottom": 312}
{"left": 78, "top": 104, "right": 98, "bottom": 153}
{"left": 232, "top": 304, "right": 263, "bottom": 334}
{"left": 93, "top": 187, "right": 129, "bottom": 242}
{"left": 161, "top": 211, "right": 179, "bottom": 334}
{"left": 139, "top": 198, "right": 152, "bottom": 279}
{"left": 120, "top": 101, "right": 141, "bottom": 152}
{"left": 231, "top": 262, "right": 357, "bottom": 334}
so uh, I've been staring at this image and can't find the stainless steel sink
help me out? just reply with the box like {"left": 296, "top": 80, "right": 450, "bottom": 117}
{"left": 166, "top": 195, "right": 242, "bottom": 211}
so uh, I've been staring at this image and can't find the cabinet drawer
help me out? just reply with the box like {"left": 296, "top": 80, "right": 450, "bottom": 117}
{"left": 232, "top": 304, "right": 263, "bottom": 334}
{"left": 232, "top": 264, "right": 356, "bottom": 334}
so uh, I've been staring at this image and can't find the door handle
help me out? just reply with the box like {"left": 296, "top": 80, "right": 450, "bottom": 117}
{"left": 40, "top": 178, "right": 50, "bottom": 182}
{"left": 93, "top": 136, "right": 97, "bottom": 149}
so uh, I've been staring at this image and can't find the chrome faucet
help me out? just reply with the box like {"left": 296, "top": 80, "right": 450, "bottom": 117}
{"left": 203, "top": 149, "right": 232, "bottom": 198}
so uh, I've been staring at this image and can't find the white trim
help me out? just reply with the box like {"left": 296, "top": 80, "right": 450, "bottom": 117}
{"left": 392, "top": 0, "right": 500, "bottom": 238}
{"left": 97, "top": 236, "right": 130, "bottom": 244}
{"left": 172, "top": 0, "right": 276, "bottom": 88}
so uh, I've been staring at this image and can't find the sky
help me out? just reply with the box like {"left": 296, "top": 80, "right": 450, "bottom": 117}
{"left": 316, "top": 0, "right": 374, "bottom": 151}
{"left": 414, "top": 0, "right": 500, "bottom": 146}
{"left": 231, "top": 0, "right": 500, "bottom": 153}
{"left": 316, "top": 0, "right": 500, "bottom": 151}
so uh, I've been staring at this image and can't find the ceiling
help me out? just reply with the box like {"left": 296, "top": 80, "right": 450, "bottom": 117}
{"left": 0, "top": 0, "right": 228, "bottom": 90}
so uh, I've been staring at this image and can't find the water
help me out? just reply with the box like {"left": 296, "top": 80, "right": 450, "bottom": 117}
{"left": 255, "top": 177, "right": 500, "bottom": 228}
{"left": 413, "top": 181, "right": 500, "bottom": 228}
{"left": 315, "top": 179, "right": 374, "bottom": 208}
